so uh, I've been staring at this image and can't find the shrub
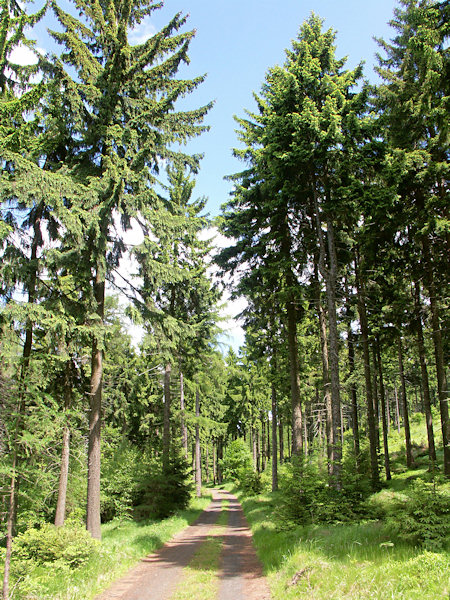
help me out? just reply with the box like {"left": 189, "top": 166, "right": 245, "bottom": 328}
{"left": 239, "top": 468, "right": 263, "bottom": 494}
{"left": 133, "top": 453, "right": 193, "bottom": 520}
{"left": 13, "top": 522, "right": 99, "bottom": 569}
{"left": 385, "top": 480, "right": 450, "bottom": 550}
{"left": 275, "top": 457, "right": 374, "bottom": 528}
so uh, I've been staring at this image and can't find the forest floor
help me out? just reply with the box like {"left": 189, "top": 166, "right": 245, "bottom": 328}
{"left": 95, "top": 489, "right": 271, "bottom": 600}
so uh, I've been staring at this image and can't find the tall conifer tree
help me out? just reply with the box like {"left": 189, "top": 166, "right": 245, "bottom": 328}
{"left": 49, "top": 0, "right": 211, "bottom": 537}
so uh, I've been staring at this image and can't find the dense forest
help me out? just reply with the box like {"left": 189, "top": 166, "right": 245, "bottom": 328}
{"left": 0, "top": 0, "right": 448, "bottom": 598}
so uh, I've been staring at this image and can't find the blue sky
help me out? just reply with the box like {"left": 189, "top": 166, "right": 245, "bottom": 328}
{"left": 29, "top": 0, "right": 400, "bottom": 218}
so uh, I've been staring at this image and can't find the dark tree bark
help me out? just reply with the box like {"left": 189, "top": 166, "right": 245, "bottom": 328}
{"left": 195, "top": 388, "right": 201, "bottom": 497}
{"left": 347, "top": 329, "right": 361, "bottom": 470}
{"left": 355, "top": 254, "right": 380, "bottom": 490}
{"left": 180, "top": 370, "right": 188, "bottom": 459}
{"left": 398, "top": 336, "right": 414, "bottom": 468}
{"left": 271, "top": 382, "right": 278, "bottom": 491}
{"left": 279, "top": 418, "right": 284, "bottom": 464}
{"left": 162, "top": 362, "right": 172, "bottom": 474}
{"left": 375, "top": 338, "right": 391, "bottom": 480}
{"left": 413, "top": 281, "right": 437, "bottom": 465}
{"left": 421, "top": 238, "right": 449, "bottom": 476}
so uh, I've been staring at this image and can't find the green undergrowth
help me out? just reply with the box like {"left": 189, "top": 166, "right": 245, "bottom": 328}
{"left": 235, "top": 486, "right": 449, "bottom": 599}
{"left": 3, "top": 493, "right": 212, "bottom": 600}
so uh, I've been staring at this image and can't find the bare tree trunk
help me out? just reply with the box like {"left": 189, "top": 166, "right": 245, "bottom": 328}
{"left": 279, "top": 419, "right": 284, "bottom": 464}
{"left": 398, "top": 336, "right": 414, "bottom": 468}
{"left": 375, "top": 338, "right": 391, "bottom": 480}
{"left": 394, "top": 385, "right": 401, "bottom": 434}
{"left": 347, "top": 329, "right": 361, "bottom": 470}
{"left": 271, "top": 382, "right": 278, "bottom": 491}
{"left": 162, "top": 362, "right": 172, "bottom": 474}
{"left": 286, "top": 296, "right": 303, "bottom": 456}
{"left": 195, "top": 388, "right": 201, "bottom": 497}
{"left": 413, "top": 282, "right": 437, "bottom": 465}
{"left": 180, "top": 370, "right": 188, "bottom": 459}
{"left": 261, "top": 419, "right": 266, "bottom": 471}
{"left": 213, "top": 439, "right": 217, "bottom": 485}
{"left": 205, "top": 443, "right": 209, "bottom": 483}
{"left": 422, "top": 237, "right": 450, "bottom": 476}
{"left": 217, "top": 437, "right": 223, "bottom": 484}
{"left": 315, "top": 262, "right": 333, "bottom": 473}
{"left": 372, "top": 347, "right": 381, "bottom": 452}
{"left": 55, "top": 360, "right": 73, "bottom": 527}
{"left": 355, "top": 253, "right": 380, "bottom": 490}
{"left": 324, "top": 216, "right": 342, "bottom": 489}
{"left": 86, "top": 265, "right": 105, "bottom": 540}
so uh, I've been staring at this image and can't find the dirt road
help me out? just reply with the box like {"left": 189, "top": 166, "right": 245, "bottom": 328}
{"left": 95, "top": 489, "right": 270, "bottom": 600}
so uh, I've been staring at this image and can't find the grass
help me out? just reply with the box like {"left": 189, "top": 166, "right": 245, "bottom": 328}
{"left": 6, "top": 494, "right": 212, "bottom": 600}
{"left": 170, "top": 500, "right": 229, "bottom": 600}
{"left": 235, "top": 489, "right": 449, "bottom": 599}
{"left": 232, "top": 412, "right": 450, "bottom": 600}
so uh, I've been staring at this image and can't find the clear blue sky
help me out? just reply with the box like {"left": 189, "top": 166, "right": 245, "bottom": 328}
{"left": 31, "top": 0, "right": 399, "bottom": 218}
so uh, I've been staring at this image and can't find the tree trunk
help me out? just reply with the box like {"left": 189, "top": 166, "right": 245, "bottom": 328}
{"left": 195, "top": 388, "right": 201, "bottom": 497}
{"left": 324, "top": 217, "right": 342, "bottom": 489}
{"left": 372, "top": 347, "right": 381, "bottom": 452}
{"left": 286, "top": 296, "right": 303, "bottom": 456}
{"left": 315, "top": 262, "right": 333, "bottom": 474}
{"left": 261, "top": 419, "right": 266, "bottom": 471}
{"left": 162, "top": 362, "right": 172, "bottom": 473}
{"left": 355, "top": 253, "right": 380, "bottom": 490}
{"left": 180, "top": 370, "right": 188, "bottom": 459}
{"left": 398, "top": 336, "right": 414, "bottom": 468}
{"left": 375, "top": 338, "right": 391, "bottom": 480}
{"left": 279, "top": 418, "right": 284, "bottom": 464}
{"left": 55, "top": 360, "right": 73, "bottom": 527}
{"left": 86, "top": 262, "right": 105, "bottom": 540}
{"left": 413, "top": 281, "right": 437, "bottom": 465}
{"left": 347, "top": 329, "right": 361, "bottom": 470}
{"left": 421, "top": 237, "right": 449, "bottom": 476}
{"left": 271, "top": 382, "right": 278, "bottom": 491}
{"left": 394, "top": 385, "right": 401, "bottom": 434}
{"left": 217, "top": 437, "right": 223, "bottom": 484}
{"left": 213, "top": 439, "right": 217, "bottom": 485}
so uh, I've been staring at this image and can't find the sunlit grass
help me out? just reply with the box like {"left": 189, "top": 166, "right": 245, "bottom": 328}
{"left": 6, "top": 494, "right": 212, "bottom": 600}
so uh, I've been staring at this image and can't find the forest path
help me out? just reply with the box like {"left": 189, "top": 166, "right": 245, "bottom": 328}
{"left": 95, "top": 488, "right": 270, "bottom": 600}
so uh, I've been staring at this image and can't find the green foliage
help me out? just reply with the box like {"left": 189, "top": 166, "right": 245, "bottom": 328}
{"left": 385, "top": 480, "right": 450, "bottom": 550}
{"left": 276, "top": 458, "right": 374, "bottom": 527}
{"left": 134, "top": 453, "right": 193, "bottom": 520}
{"left": 220, "top": 438, "right": 253, "bottom": 481}
{"left": 12, "top": 523, "right": 99, "bottom": 573}
{"left": 99, "top": 425, "right": 159, "bottom": 522}
{"left": 239, "top": 469, "right": 263, "bottom": 494}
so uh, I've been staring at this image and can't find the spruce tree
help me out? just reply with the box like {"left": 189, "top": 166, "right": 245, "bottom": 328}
{"left": 49, "top": 0, "right": 211, "bottom": 537}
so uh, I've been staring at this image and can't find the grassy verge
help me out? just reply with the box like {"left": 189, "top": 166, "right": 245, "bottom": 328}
{"left": 6, "top": 494, "right": 212, "bottom": 600}
{"left": 234, "top": 486, "right": 449, "bottom": 600}
{"left": 170, "top": 500, "right": 229, "bottom": 600}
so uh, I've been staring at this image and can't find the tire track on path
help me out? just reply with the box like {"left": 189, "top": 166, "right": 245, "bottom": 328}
{"left": 95, "top": 491, "right": 223, "bottom": 600}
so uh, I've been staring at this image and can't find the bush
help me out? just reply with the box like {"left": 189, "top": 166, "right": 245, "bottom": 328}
{"left": 13, "top": 523, "right": 99, "bottom": 570}
{"left": 385, "top": 480, "right": 450, "bottom": 550}
{"left": 275, "top": 457, "right": 374, "bottom": 528}
{"left": 133, "top": 453, "right": 193, "bottom": 520}
{"left": 220, "top": 438, "right": 252, "bottom": 481}
{"left": 239, "top": 468, "right": 263, "bottom": 494}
